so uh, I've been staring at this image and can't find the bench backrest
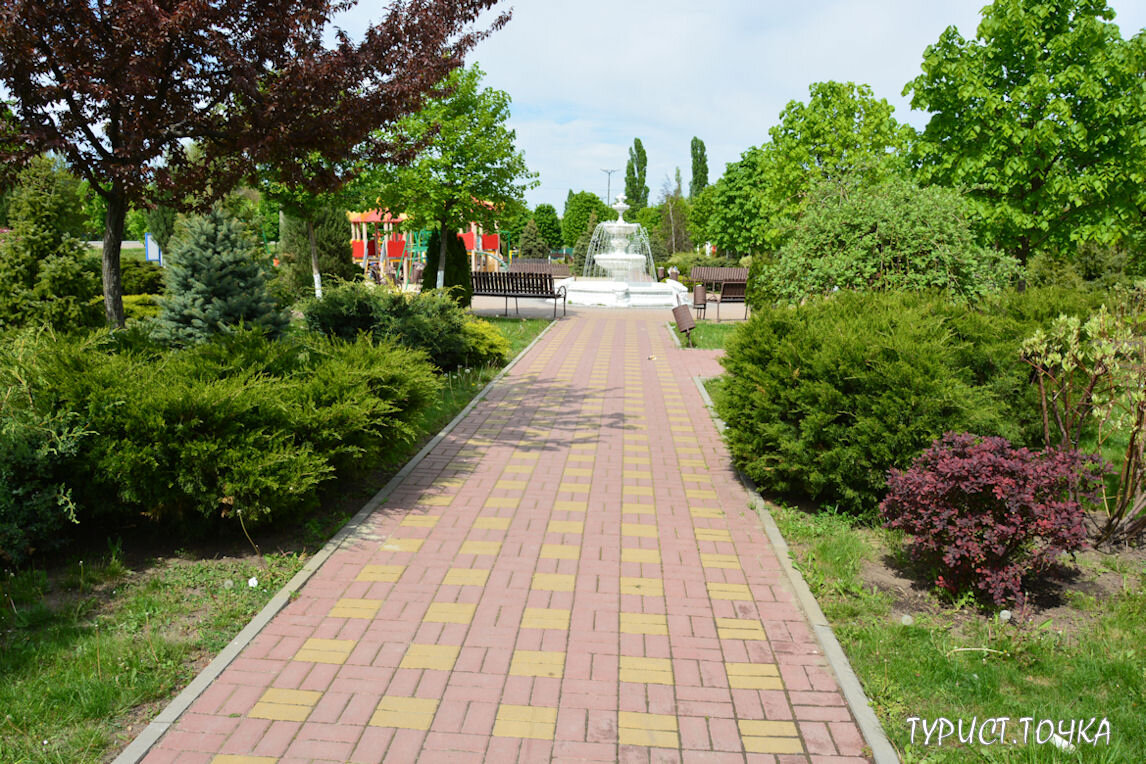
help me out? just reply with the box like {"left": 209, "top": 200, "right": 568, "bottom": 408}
{"left": 688, "top": 266, "right": 749, "bottom": 285}
{"left": 472, "top": 271, "right": 557, "bottom": 295}
{"left": 719, "top": 281, "right": 747, "bottom": 301}
{"left": 509, "top": 259, "right": 571, "bottom": 278}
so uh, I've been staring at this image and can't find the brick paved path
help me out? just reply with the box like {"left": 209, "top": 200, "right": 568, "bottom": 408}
{"left": 140, "top": 311, "right": 871, "bottom": 764}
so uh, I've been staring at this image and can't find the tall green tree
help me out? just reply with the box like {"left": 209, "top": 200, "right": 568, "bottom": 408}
{"left": 532, "top": 203, "right": 563, "bottom": 250}
{"left": 279, "top": 206, "right": 359, "bottom": 297}
{"left": 375, "top": 65, "right": 536, "bottom": 291}
{"left": 688, "top": 184, "right": 717, "bottom": 247}
{"left": 904, "top": 0, "right": 1146, "bottom": 262}
{"left": 0, "top": 0, "right": 508, "bottom": 327}
{"left": 623, "top": 138, "right": 649, "bottom": 219}
{"left": 153, "top": 209, "right": 287, "bottom": 347}
{"left": 420, "top": 229, "right": 472, "bottom": 307}
{"left": 709, "top": 81, "right": 913, "bottom": 255}
{"left": 0, "top": 155, "right": 101, "bottom": 329}
{"left": 562, "top": 191, "right": 615, "bottom": 248}
{"left": 656, "top": 169, "right": 691, "bottom": 255}
{"left": 689, "top": 137, "right": 709, "bottom": 198}
{"left": 572, "top": 213, "right": 598, "bottom": 275}
{"left": 518, "top": 219, "right": 549, "bottom": 259}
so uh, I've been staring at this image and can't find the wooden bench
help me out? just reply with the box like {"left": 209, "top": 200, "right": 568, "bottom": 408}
{"left": 508, "top": 259, "right": 572, "bottom": 278}
{"left": 472, "top": 271, "right": 567, "bottom": 318}
{"left": 715, "top": 281, "right": 749, "bottom": 321}
{"left": 688, "top": 266, "right": 749, "bottom": 292}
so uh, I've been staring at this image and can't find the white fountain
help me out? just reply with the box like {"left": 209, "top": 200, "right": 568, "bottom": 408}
{"left": 560, "top": 195, "right": 687, "bottom": 308}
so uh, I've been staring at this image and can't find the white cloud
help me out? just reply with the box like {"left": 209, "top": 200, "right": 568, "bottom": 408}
{"left": 338, "top": 0, "right": 1146, "bottom": 210}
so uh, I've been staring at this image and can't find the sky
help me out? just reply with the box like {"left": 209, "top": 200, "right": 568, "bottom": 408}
{"left": 337, "top": 0, "right": 1146, "bottom": 212}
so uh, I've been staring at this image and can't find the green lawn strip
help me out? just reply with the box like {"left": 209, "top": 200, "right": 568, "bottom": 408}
{"left": 769, "top": 503, "right": 1145, "bottom": 763}
{"left": 0, "top": 552, "right": 302, "bottom": 763}
{"left": 0, "top": 316, "right": 550, "bottom": 763}
{"left": 481, "top": 316, "right": 550, "bottom": 358}
{"left": 676, "top": 320, "right": 740, "bottom": 349}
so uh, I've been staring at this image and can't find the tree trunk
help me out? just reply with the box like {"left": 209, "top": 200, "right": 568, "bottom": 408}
{"left": 436, "top": 219, "right": 448, "bottom": 290}
{"left": 308, "top": 216, "right": 322, "bottom": 298}
{"left": 102, "top": 188, "right": 127, "bottom": 327}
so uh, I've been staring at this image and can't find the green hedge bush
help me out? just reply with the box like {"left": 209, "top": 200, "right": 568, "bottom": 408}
{"left": 751, "top": 174, "right": 1021, "bottom": 307}
{"left": 1, "top": 329, "right": 440, "bottom": 550}
{"left": 303, "top": 282, "right": 508, "bottom": 371}
{"left": 716, "top": 288, "right": 1109, "bottom": 516}
{"left": 0, "top": 332, "right": 87, "bottom": 567}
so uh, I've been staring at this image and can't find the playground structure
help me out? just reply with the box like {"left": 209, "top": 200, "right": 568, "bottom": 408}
{"left": 348, "top": 210, "right": 507, "bottom": 288}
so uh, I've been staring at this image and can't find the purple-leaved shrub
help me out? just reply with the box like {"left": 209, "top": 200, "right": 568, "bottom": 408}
{"left": 880, "top": 432, "right": 1105, "bottom": 605}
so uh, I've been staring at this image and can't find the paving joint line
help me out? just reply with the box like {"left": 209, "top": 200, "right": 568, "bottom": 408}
{"left": 112, "top": 320, "right": 557, "bottom": 764}
{"left": 692, "top": 373, "right": 900, "bottom": 764}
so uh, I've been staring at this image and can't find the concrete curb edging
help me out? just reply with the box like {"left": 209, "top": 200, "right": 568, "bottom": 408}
{"left": 113, "top": 321, "right": 557, "bottom": 764}
{"left": 692, "top": 375, "right": 900, "bottom": 764}
{"left": 665, "top": 320, "right": 683, "bottom": 349}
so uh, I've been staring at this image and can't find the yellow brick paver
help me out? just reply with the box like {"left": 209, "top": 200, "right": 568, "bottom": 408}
{"left": 355, "top": 565, "right": 405, "bottom": 583}
{"left": 492, "top": 704, "right": 558, "bottom": 740}
{"left": 619, "top": 656, "right": 674, "bottom": 685}
{"left": 248, "top": 688, "right": 322, "bottom": 722}
{"left": 726, "top": 662, "right": 784, "bottom": 690}
{"left": 442, "top": 567, "right": 489, "bottom": 586}
{"left": 738, "top": 719, "right": 803, "bottom": 754}
{"left": 400, "top": 644, "right": 460, "bottom": 671}
{"left": 509, "top": 650, "right": 565, "bottom": 678}
{"left": 370, "top": 696, "right": 440, "bottom": 730}
{"left": 328, "top": 598, "right": 383, "bottom": 619}
{"left": 294, "top": 638, "right": 355, "bottom": 664}
{"left": 618, "top": 711, "right": 679, "bottom": 748}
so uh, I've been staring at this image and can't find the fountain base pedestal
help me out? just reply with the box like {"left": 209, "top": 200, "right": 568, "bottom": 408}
{"left": 559, "top": 277, "right": 688, "bottom": 308}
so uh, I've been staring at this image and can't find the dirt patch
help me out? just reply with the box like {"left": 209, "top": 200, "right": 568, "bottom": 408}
{"left": 847, "top": 527, "right": 1146, "bottom": 641}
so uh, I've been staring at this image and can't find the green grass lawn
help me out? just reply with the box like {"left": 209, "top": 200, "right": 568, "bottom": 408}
{"left": 676, "top": 320, "right": 741, "bottom": 349}
{"left": 0, "top": 317, "right": 550, "bottom": 763}
{"left": 769, "top": 503, "right": 1146, "bottom": 763}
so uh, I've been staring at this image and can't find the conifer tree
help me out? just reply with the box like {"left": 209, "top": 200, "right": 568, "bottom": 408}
{"left": 572, "top": 213, "right": 598, "bottom": 275}
{"left": 280, "top": 206, "right": 359, "bottom": 296}
{"left": 421, "top": 229, "right": 473, "bottom": 308}
{"left": 153, "top": 209, "right": 287, "bottom": 347}
{"left": 623, "top": 138, "right": 649, "bottom": 219}
{"left": 518, "top": 219, "right": 549, "bottom": 259}
{"left": 0, "top": 155, "right": 100, "bottom": 329}
{"left": 690, "top": 137, "right": 708, "bottom": 198}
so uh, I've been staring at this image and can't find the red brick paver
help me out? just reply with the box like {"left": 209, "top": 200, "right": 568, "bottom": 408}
{"left": 140, "top": 311, "right": 872, "bottom": 763}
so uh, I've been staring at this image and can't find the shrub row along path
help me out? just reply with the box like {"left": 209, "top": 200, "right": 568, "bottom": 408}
{"left": 137, "top": 310, "right": 871, "bottom": 764}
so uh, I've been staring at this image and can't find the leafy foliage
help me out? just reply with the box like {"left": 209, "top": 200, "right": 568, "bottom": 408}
{"left": 709, "top": 81, "right": 913, "bottom": 256}
{"left": 0, "top": 0, "right": 508, "bottom": 325}
{"left": 0, "top": 332, "right": 86, "bottom": 567}
{"left": 0, "top": 156, "right": 101, "bottom": 330}
{"left": 518, "top": 219, "right": 549, "bottom": 259}
{"left": 752, "top": 173, "right": 1021, "bottom": 306}
{"left": 120, "top": 259, "right": 164, "bottom": 295}
{"left": 881, "top": 432, "right": 1102, "bottom": 605}
{"left": 905, "top": 0, "right": 1146, "bottom": 261}
{"left": 10, "top": 328, "right": 439, "bottom": 532}
{"left": 421, "top": 229, "right": 473, "bottom": 308}
{"left": 717, "top": 291, "right": 1035, "bottom": 516}
{"left": 531, "top": 203, "right": 563, "bottom": 250}
{"left": 147, "top": 204, "right": 177, "bottom": 253}
{"left": 373, "top": 66, "right": 534, "bottom": 287}
{"left": 562, "top": 191, "right": 615, "bottom": 248}
{"left": 689, "top": 136, "right": 708, "bottom": 198}
{"left": 1022, "top": 292, "right": 1146, "bottom": 544}
{"left": 303, "top": 282, "right": 507, "bottom": 371}
{"left": 279, "top": 206, "right": 359, "bottom": 297}
{"left": 153, "top": 210, "right": 287, "bottom": 347}
{"left": 572, "top": 213, "right": 598, "bottom": 275}
{"left": 623, "top": 137, "right": 649, "bottom": 218}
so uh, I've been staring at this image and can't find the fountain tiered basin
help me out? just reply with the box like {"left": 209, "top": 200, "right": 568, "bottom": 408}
{"left": 561, "top": 194, "right": 687, "bottom": 308}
